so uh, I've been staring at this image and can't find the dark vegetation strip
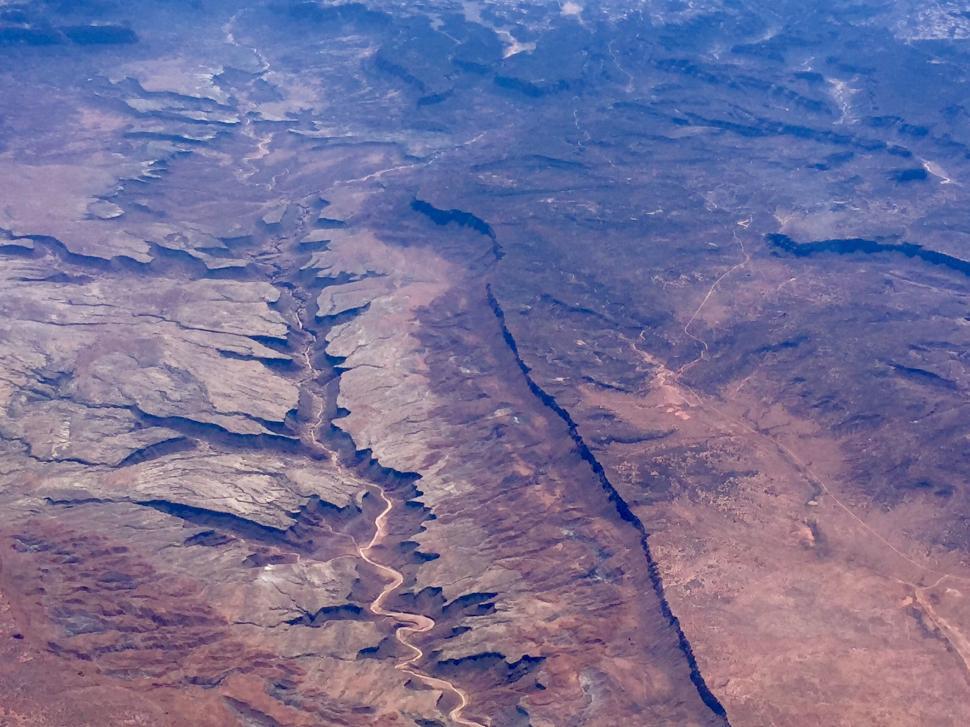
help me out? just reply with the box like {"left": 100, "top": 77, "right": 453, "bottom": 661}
{"left": 767, "top": 233, "right": 970, "bottom": 278}
{"left": 485, "top": 284, "right": 730, "bottom": 723}
{"left": 410, "top": 199, "right": 504, "bottom": 261}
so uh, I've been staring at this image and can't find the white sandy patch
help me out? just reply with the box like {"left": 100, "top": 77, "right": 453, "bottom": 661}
{"left": 495, "top": 28, "right": 536, "bottom": 57}
{"left": 922, "top": 159, "right": 956, "bottom": 184}
{"left": 827, "top": 77, "right": 857, "bottom": 124}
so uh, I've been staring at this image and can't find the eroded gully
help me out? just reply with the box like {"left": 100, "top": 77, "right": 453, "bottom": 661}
{"left": 358, "top": 488, "right": 485, "bottom": 727}
{"left": 267, "top": 210, "right": 485, "bottom": 726}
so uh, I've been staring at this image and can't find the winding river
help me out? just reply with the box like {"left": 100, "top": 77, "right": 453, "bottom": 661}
{"left": 358, "top": 487, "right": 486, "bottom": 727}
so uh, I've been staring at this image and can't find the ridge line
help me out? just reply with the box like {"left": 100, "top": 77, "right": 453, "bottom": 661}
{"left": 485, "top": 283, "right": 730, "bottom": 723}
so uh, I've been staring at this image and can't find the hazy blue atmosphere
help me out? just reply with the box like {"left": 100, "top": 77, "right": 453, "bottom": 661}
{"left": 1, "top": 1, "right": 969, "bottom": 725}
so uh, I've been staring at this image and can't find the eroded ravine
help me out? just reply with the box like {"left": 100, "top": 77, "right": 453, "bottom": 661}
{"left": 358, "top": 488, "right": 486, "bottom": 727}
{"left": 250, "top": 187, "right": 486, "bottom": 725}
{"left": 302, "top": 385, "right": 486, "bottom": 724}
{"left": 287, "top": 274, "right": 484, "bottom": 724}
{"left": 299, "top": 341, "right": 486, "bottom": 726}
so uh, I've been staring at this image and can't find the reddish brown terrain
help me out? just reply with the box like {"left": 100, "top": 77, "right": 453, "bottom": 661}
{"left": 1, "top": 1, "right": 970, "bottom": 725}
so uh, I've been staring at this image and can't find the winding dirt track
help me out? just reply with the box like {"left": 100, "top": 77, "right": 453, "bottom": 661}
{"left": 358, "top": 488, "right": 486, "bottom": 727}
